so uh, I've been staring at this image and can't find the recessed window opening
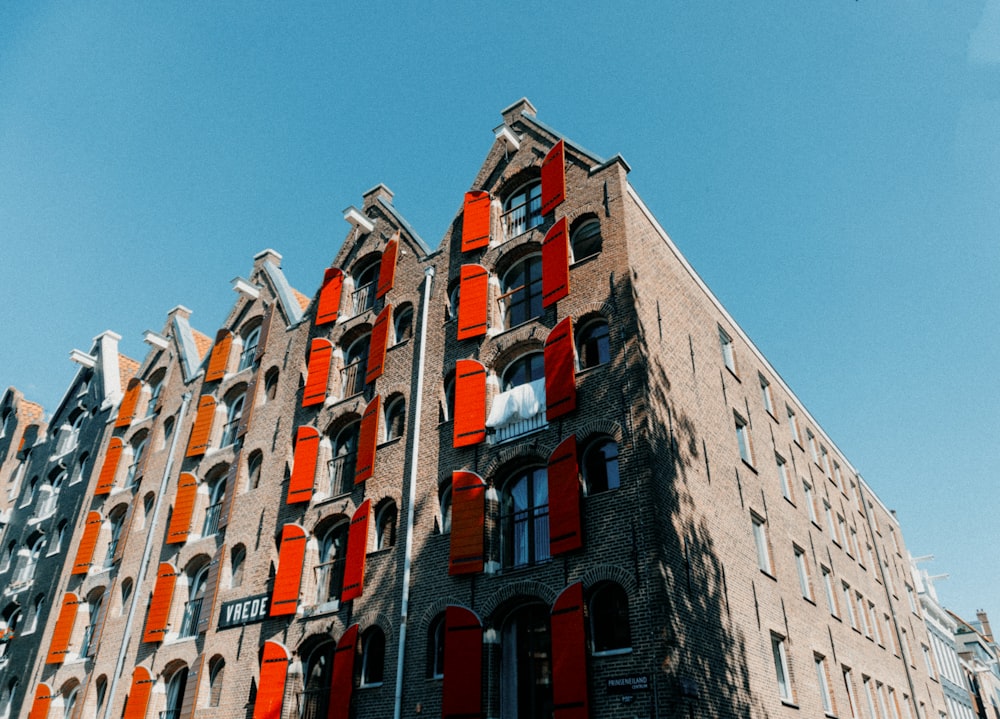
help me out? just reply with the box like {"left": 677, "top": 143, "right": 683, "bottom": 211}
{"left": 502, "top": 181, "right": 543, "bottom": 241}
{"left": 500, "top": 256, "right": 543, "bottom": 329}
{"left": 328, "top": 423, "right": 359, "bottom": 497}
{"left": 501, "top": 467, "right": 549, "bottom": 569}
{"left": 352, "top": 261, "right": 380, "bottom": 315}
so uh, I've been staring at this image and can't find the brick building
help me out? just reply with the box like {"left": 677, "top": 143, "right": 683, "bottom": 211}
{"left": 1, "top": 99, "right": 950, "bottom": 719}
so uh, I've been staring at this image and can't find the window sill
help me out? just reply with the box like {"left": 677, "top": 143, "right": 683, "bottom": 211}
{"left": 779, "top": 699, "right": 798, "bottom": 709}
{"left": 740, "top": 459, "right": 757, "bottom": 474}
{"left": 314, "top": 491, "right": 353, "bottom": 508}
{"left": 569, "top": 252, "right": 600, "bottom": 269}
{"left": 359, "top": 682, "right": 384, "bottom": 690}
{"left": 724, "top": 366, "right": 740, "bottom": 382}
{"left": 592, "top": 647, "right": 632, "bottom": 658}
{"left": 377, "top": 436, "right": 403, "bottom": 450}
{"left": 782, "top": 496, "right": 796, "bottom": 508}
{"left": 389, "top": 338, "right": 410, "bottom": 351}
{"left": 759, "top": 569, "right": 777, "bottom": 582}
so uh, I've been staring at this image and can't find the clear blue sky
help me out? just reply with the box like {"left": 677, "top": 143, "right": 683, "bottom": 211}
{"left": 2, "top": 3, "right": 998, "bottom": 621}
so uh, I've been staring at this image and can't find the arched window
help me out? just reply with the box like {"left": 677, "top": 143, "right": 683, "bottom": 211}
{"left": 500, "top": 467, "right": 549, "bottom": 568}
{"left": 1, "top": 678, "right": 19, "bottom": 719}
{"left": 105, "top": 504, "right": 129, "bottom": 567}
{"left": 246, "top": 450, "right": 263, "bottom": 491}
{"left": 315, "top": 523, "right": 348, "bottom": 605}
{"left": 160, "top": 417, "right": 175, "bottom": 450}
{"left": 375, "top": 501, "right": 397, "bottom": 551}
{"left": 230, "top": 545, "right": 246, "bottom": 588}
{"left": 164, "top": 668, "right": 188, "bottom": 719}
{"left": 79, "top": 589, "right": 104, "bottom": 656}
{"left": 439, "top": 375, "right": 455, "bottom": 423}
{"left": 119, "top": 579, "right": 133, "bottom": 616}
{"left": 438, "top": 482, "right": 452, "bottom": 534}
{"left": 0, "top": 605, "right": 22, "bottom": 659}
{"left": 14, "top": 534, "right": 45, "bottom": 585}
{"left": 360, "top": 627, "right": 386, "bottom": 686}
{"left": 221, "top": 390, "right": 245, "bottom": 448}
{"left": 264, "top": 367, "right": 280, "bottom": 402}
{"left": 146, "top": 369, "right": 166, "bottom": 417}
{"left": 582, "top": 438, "right": 620, "bottom": 495}
{"left": 328, "top": 423, "right": 359, "bottom": 497}
{"left": 500, "top": 603, "right": 551, "bottom": 719}
{"left": 502, "top": 181, "right": 543, "bottom": 240}
{"left": 394, "top": 305, "right": 413, "bottom": 344}
{"left": 588, "top": 583, "right": 631, "bottom": 654}
{"left": 501, "top": 353, "right": 544, "bottom": 391}
{"left": 36, "top": 468, "right": 65, "bottom": 518}
{"left": 500, "top": 256, "right": 543, "bottom": 329}
{"left": 577, "top": 318, "right": 610, "bottom": 369}
{"left": 179, "top": 563, "right": 209, "bottom": 638}
{"left": 447, "top": 283, "right": 461, "bottom": 321}
{"left": 71, "top": 452, "right": 90, "bottom": 485}
{"left": 208, "top": 656, "right": 225, "bottom": 707}
{"left": 0, "top": 542, "right": 14, "bottom": 573}
{"left": 385, "top": 397, "right": 405, "bottom": 441}
{"left": 342, "top": 335, "right": 370, "bottom": 399}
{"left": 202, "top": 469, "right": 227, "bottom": 537}
{"left": 299, "top": 641, "right": 334, "bottom": 717}
{"left": 61, "top": 683, "right": 79, "bottom": 719}
{"left": 570, "top": 219, "right": 602, "bottom": 261}
{"left": 352, "top": 261, "right": 380, "bottom": 315}
{"left": 426, "top": 613, "right": 445, "bottom": 679}
{"left": 94, "top": 676, "right": 108, "bottom": 714}
{"left": 239, "top": 325, "right": 261, "bottom": 372}
{"left": 125, "top": 435, "right": 148, "bottom": 489}
{"left": 27, "top": 594, "right": 44, "bottom": 634}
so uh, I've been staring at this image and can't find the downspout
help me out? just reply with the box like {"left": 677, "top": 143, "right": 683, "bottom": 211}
{"left": 394, "top": 266, "right": 434, "bottom": 719}
{"left": 103, "top": 391, "right": 192, "bottom": 719}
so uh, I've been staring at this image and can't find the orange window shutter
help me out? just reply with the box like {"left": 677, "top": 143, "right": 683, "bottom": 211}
{"left": 205, "top": 329, "right": 233, "bottom": 382}
{"left": 354, "top": 396, "right": 380, "bottom": 484}
{"left": 143, "top": 562, "right": 179, "bottom": 643}
{"left": 544, "top": 317, "right": 577, "bottom": 420}
{"left": 551, "top": 581, "right": 589, "bottom": 719}
{"left": 288, "top": 427, "right": 319, "bottom": 504}
{"left": 365, "top": 304, "right": 392, "bottom": 384}
{"left": 27, "top": 683, "right": 53, "bottom": 719}
{"left": 178, "top": 651, "right": 205, "bottom": 719}
{"left": 442, "top": 606, "right": 483, "bottom": 719}
{"left": 113, "top": 499, "right": 136, "bottom": 564}
{"left": 123, "top": 667, "right": 154, "bottom": 719}
{"left": 302, "top": 338, "right": 333, "bottom": 407}
{"left": 72, "top": 511, "right": 103, "bottom": 575}
{"left": 376, "top": 235, "right": 399, "bottom": 299}
{"left": 185, "top": 395, "right": 217, "bottom": 457}
{"left": 316, "top": 266, "right": 345, "bottom": 326}
{"left": 115, "top": 378, "right": 143, "bottom": 428}
{"left": 461, "top": 191, "right": 491, "bottom": 251}
{"left": 341, "top": 499, "right": 371, "bottom": 601}
{"left": 328, "top": 624, "right": 358, "bottom": 719}
{"left": 236, "top": 374, "right": 257, "bottom": 438}
{"left": 548, "top": 435, "right": 583, "bottom": 555}
{"left": 449, "top": 471, "right": 485, "bottom": 575}
{"left": 197, "top": 545, "right": 226, "bottom": 634}
{"left": 252, "top": 641, "right": 291, "bottom": 719}
{"left": 542, "top": 217, "right": 570, "bottom": 307}
{"left": 166, "top": 473, "right": 198, "bottom": 544}
{"left": 457, "top": 264, "right": 489, "bottom": 340}
{"left": 453, "top": 359, "right": 487, "bottom": 448}
{"left": 46, "top": 592, "right": 80, "bottom": 664}
{"left": 541, "top": 139, "right": 566, "bottom": 216}
{"left": 95, "top": 437, "right": 124, "bottom": 495}
{"left": 86, "top": 582, "right": 114, "bottom": 658}
{"left": 217, "top": 452, "right": 241, "bottom": 531}
{"left": 269, "top": 524, "right": 307, "bottom": 617}
{"left": 254, "top": 304, "right": 275, "bottom": 364}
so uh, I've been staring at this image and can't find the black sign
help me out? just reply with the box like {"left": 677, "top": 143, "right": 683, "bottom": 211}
{"left": 218, "top": 594, "right": 270, "bottom": 630}
{"left": 606, "top": 675, "right": 650, "bottom": 694}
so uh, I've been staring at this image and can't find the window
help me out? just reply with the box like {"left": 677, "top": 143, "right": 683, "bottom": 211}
{"left": 440, "top": 375, "right": 456, "bottom": 423}
{"left": 146, "top": 370, "right": 165, "bottom": 416}
{"left": 501, "top": 602, "right": 551, "bottom": 719}
{"left": 500, "top": 256, "right": 544, "bottom": 328}
{"left": 862, "top": 677, "right": 878, "bottom": 719}
{"left": 821, "top": 446, "right": 832, "bottom": 479}
{"left": 588, "top": 582, "right": 631, "bottom": 653}
{"left": 570, "top": 218, "right": 602, "bottom": 261}
{"left": 208, "top": 656, "right": 225, "bottom": 707}
{"left": 502, "top": 352, "right": 544, "bottom": 391}
{"left": 315, "top": 522, "right": 348, "bottom": 605}
{"left": 752, "top": 514, "right": 772, "bottom": 574}
{"left": 905, "top": 584, "right": 917, "bottom": 614}
{"left": 788, "top": 406, "right": 801, "bottom": 444}
{"left": 119, "top": 579, "right": 133, "bottom": 615}
{"left": 447, "top": 283, "right": 461, "bottom": 322}
{"left": 807, "top": 430, "right": 819, "bottom": 464}
{"left": 164, "top": 668, "right": 188, "bottom": 719}
{"left": 239, "top": 325, "right": 261, "bottom": 371}
{"left": 13, "top": 535, "right": 45, "bottom": 585}
{"left": 824, "top": 501, "right": 837, "bottom": 539}
{"left": 842, "top": 583, "right": 857, "bottom": 628}
{"left": 385, "top": 397, "right": 405, "bottom": 441}
{"left": 1, "top": 678, "right": 19, "bottom": 719}
{"left": 202, "top": 471, "right": 226, "bottom": 537}
{"left": 221, "top": 391, "right": 245, "bottom": 448}
{"left": 328, "top": 423, "right": 359, "bottom": 496}
{"left": 849, "top": 526, "right": 859, "bottom": 558}
{"left": 821, "top": 566, "right": 837, "bottom": 616}
{"left": 79, "top": 590, "right": 104, "bottom": 656}
{"left": 718, "top": 327, "right": 737, "bottom": 374}
{"left": 577, "top": 318, "right": 610, "bottom": 369}
{"left": 230, "top": 545, "right": 246, "bottom": 588}
{"left": 842, "top": 667, "right": 859, "bottom": 719}
{"left": 501, "top": 467, "right": 549, "bottom": 569}
{"left": 342, "top": 335, "right": 370, "bottom": 398}
{"left": 815, "top": 655, "right": 833, "bottom": 714}
{"left": 300, "top": 641, "right": 334, "bottom": 717}
{"left": 264, "top": 368, "right": 280, "bottom": 402}
{"left": 834, "top": 462, "right": 843, "bottom": 489}
{"left": 837, "top": 514, "right": 848, "bottom": 548}
{"left": 438, "top": 482, "right": 452, "bottom": 534}
{"left": 180, "top": 563, "right": 209, "bottom": 638}
{"left": 394, "top": 305, "right": 413, "bottom": 344}
{"left": 125, "top": 436, "right": 147, "bottom": 488}
{"left": 360, "top": 627, "right": 385, "bottom": 686}
{"left": 426, "top": 613, "right": 445, "bottom": 679}
{"left": 104, "top": 506, "right": 128, "bottom": 567}
{"left": 771, "top": 634, "right": 792, "bottom": 702}
{"left": 375, "top": 501, "right": 397, "bottom": 551}
{"left": 735, "top": 413, "right": 754, "bottom": 465}
{"left": 246, "top": 450, "right": 263, "bottom": 491}
{"left": 776, "top": 454, "right": 792, "bottom": 501}
{"left": 794, "top": 546, "right": 812, "bottom": 600}
{"left": 71, "top": 453, "right": 89, "bottom": 485}
{"left": 502, "top": 181, "right": 543, "bottom": 240}
{"left": 921, "top": 644, "right": 935, "bottom": 678}
{"left": 352, "top": 261, "right": 380, "bottom": 315}
{"left": 582, "top": 438, "right": 620, "bottom": 495}
{"left": 759, "top": 374, "right": 774, "bottom": 414}
{"left": 0, "top": 543, "right": 14, "bottom": 573}
{"left": 856, "top": 593, "right": 869, "bottom": 637}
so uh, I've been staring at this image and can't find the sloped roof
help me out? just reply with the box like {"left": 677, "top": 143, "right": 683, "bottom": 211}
{"left": 117, "top": 354, "right": 141, "bottom": 394}
{"left": 293, "top": 289, "right": 311, "bottom": 311}
{"left": 192, "top": 330, "right": 213, "bottom": 360}
{"left": 20, "top": 400, "right": 45, "bottom": 425}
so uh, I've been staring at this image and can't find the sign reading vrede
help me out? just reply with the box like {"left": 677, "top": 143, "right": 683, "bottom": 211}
{"left": 218, "top": 593, "right": 270, "bottom": 630}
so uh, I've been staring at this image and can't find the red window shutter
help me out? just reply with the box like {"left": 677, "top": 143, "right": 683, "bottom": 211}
{"left": 461, "top": 191, "right": 491, "bottom": 251}
{"left": 185, "top": 395, "right": 217, "bottom": 457}
{"left": 442, "top": 606, "right": 483, "bottom": 719}
{"left": 95, "top": 437, "right": 124, "bottom": 495}
{"left": 542, "top": 217, "right": 570, "bottom": 307}
{"left": 166, "top": 473, "right": 198, "bottom": 544}
{"left": 551, "top": 581, "right": 589, "bottom": 719}
{"left": 46, "top": 592, "right": 80, "bottom": 664}
{"left": 541, "top": 139, "right": 566, "bottom": 216}
{"left": 316, "top": 267, "right": 345, "bottom": 326}
{"left": 544, "top": 317, "right": 577, "bottom": 420}
{"left": 115, "top": 378, "right": 143, "bottom": 428}
{"left": 236, "top": 374, "right": 257, "bottom": 438}
{"left": 72, "top": 511, "right": 103, "bottom": 575}
{"left": 288, "top": 427, "right": 319, "bottom": 504}
{"left": 254, "top": 304, "right": 275, "bottom": 364}
{"left": 366, "top": 304, "right": 392, "bottom": 384}
{"left": 328, "top": 624, "right": 358, "bottom": 719}
{"left": 302, "top": 338, "right": 333, "bottom": 407}
{"left": 548, "top": 435, "right": 583, "bottom": 555}
{"left": 217, "top": 451, "right": 241, "bottom": 531}
{"left": 197, "top": 545, "right": 226, "bottom": 634}
{"left": 143, "top": 562, "right": 179, "bottom": 643}
{"left": 453, "top": 359, "right": 487, "bottom": 447}
{"left": 86, "top": 582, "right": 114, "bottom": 658}
{"left": 252, "top": 641, "right": 291, "bottom": 719}
{"left": 27, "top": 683, "right": 53, "bottom": 719}
{"left": 123, "top": 667, "right": 154, "bottom": 719}
{"left": 341, "top": 500, "right": 371, "bottom": 601}
{"left": 376, "top": 235, "right": 399, "bottom": 299}
{"left": 205, "top": 329, "right": 234, "bottom": 382}
{"left": 354, "top": 396, "right": 380, "bottom": 484}
{"left": 178, "top": 652, "right": 205, "bottom": 719}
{"left": 269, "top": 524, "right": 307, "bottom": 617}
{"left": 457, "top": 264, "right": 489, "bottom": 340}
{"left": 449, "top": 471, "right": 485, "bottom": 575}
{"left": 113, "top": 499, "right": 137, "bottom": 564}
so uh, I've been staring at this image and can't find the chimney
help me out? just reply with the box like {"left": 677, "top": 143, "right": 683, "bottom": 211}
{"left": 977, "top": 610, "right": 993, "bottom": 641}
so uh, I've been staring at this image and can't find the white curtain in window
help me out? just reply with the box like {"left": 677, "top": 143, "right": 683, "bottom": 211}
{"left": 486, "top": 378, "right": 545, "bottom": 429}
